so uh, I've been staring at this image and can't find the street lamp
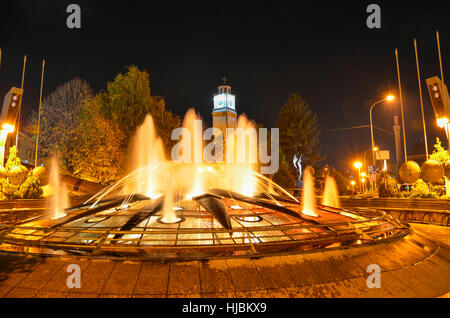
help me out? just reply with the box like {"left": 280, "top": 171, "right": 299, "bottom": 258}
{"left": 0, "top": 124, "right": 15, "bottom": 167}
{"left": 361, "top": 172, "right": 367, "bottom": 193}
{"left": 1, "top": 123, "right": 14, "bottom": 133}
{"left": 370, "top": 95, "right": 394, "bottom": 164}
{"left": 369, "top": 95, "right": 395, "bottom": 192}
{"left": 354, "top": 161, "right": 362, "bottom": 193}
{"left": 350, "top": 180, "right": 356, "bottom": 192}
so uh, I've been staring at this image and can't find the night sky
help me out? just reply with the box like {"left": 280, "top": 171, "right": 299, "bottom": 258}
{"left": 1, "top": 0, "right": 449, "bottom": 170}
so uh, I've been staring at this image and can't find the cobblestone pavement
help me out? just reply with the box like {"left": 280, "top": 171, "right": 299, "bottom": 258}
{"left": 0, "top": 223, "right": 448, "bottom": 298}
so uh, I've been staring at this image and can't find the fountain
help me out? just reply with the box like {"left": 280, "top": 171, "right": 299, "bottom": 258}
{"left": 322, "top": 175, "right": 341, "bottom": 208}
{"left": 0, "top": 112, "right": 410, "bottom": 259}
{"left": 48, "top": 158, "right": 69, "bottom": 220}
{"left": 129, "top": 114, "right": 165, "bottom": 199}
{"left": 301, "top": 166, "right": 319, "bottom": 217}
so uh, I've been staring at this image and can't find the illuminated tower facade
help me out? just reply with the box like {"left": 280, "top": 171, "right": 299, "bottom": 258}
{"left": 212, "top": 79, "right": 237, "bottom": 162}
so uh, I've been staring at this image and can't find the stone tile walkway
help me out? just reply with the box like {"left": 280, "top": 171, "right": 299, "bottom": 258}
{"left": 0, "top": 224, "right": 448, "bottom": 298}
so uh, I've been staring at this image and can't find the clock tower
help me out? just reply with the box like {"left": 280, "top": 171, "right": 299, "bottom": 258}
{"left": 212, "top": 78, "right": 237, "bottom": 162}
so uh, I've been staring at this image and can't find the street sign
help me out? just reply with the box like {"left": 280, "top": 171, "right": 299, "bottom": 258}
{"left": 368, "top": 165, "right": 376, "bottom": 175}
{"left": 375, "top": 150, "right": 390, "bottom": 160}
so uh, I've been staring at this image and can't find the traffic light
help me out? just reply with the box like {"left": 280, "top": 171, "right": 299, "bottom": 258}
{"left": 426, "top": 76, "right": 450, "bottom": 127}
{"left": 1, "top": 87, "right": 23, "bottom": 131}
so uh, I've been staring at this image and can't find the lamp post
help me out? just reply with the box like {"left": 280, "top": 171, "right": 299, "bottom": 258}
{"left": 354, "top": 161, "right": 362, "bottom": 193}
{"left": 361, "top": 172, "right": 367, "bottom": 193}
{"left": 369, "top": 95, "right": 394, "bottom": 192}
{"left": 370, "top": 95, "right": 395, "bottom": 165}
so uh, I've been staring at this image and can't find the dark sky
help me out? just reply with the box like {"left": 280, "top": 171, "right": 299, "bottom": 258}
{"left": 1, "top": 0, "right": 449, "bottom": 170}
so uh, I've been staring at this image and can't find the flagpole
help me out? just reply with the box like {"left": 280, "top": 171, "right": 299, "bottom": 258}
{"left": 395, "top": 48, "right": 408, "bottom": 163}
{"left": 15, "top": 55, "right": 27, "bottom": 148}
{"left": 414, "top": 38, "right": 429, "bottom": 158}
{"left": 35, "top": 60, "right": 45, "bottom": 167}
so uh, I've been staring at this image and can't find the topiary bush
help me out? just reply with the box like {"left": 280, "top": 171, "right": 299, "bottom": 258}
{"left": 0, "top": 146, "right": 43, "bottom": 199}
{"left": 429, "top": 137, "right": 450, "bottom": 166}
{"left": 378, "top": 175, "right": 398, "bottom": 198}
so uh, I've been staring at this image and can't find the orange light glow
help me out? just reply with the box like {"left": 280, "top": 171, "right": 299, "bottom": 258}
{"left": 437, "top": 117, "right": 448, "bottom": 128}
{"left": 1, "top": 123, "right": 14, "bottom": 133}
{"left": 386, "top": 95, "right": 395, "bottom": 101}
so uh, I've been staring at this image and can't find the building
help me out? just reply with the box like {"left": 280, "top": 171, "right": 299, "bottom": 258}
{"left": 212, "top": 79, "right": 237, "bottom": 162}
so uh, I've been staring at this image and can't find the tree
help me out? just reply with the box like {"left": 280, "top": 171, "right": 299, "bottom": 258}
{"left": 330, "top": 168, "right": 348, "bottom": 195}
{"left": 28, "top": 78, "right": 93, "bottom": 174}
{"left": 97, "top": 65, "right": 181, "bottom": 153}
{"left": 429, "top": 137, "right": 449, "bottom": 165}
{"left": 272, "top": 151, "right": 296, "bottom": 189}
{"left": 275, "top": 93, "right": 324, "bottom": 180}
{"left": 69, "top": 97, "right": 127, "bottom": 184}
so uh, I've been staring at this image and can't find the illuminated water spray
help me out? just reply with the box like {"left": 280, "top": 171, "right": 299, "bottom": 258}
{"left": 302, "top": 166, "right": 319, "bottom": 217}
{"left": 322, "top": 175, "right": 341, "bottom": 208}
{"left": 48, "top": 158, "right": 69, "bottom": 220}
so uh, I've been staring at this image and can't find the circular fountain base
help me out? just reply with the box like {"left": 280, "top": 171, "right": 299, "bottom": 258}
{"left": 0, "top": 192, "right": 410, "bottom": 260}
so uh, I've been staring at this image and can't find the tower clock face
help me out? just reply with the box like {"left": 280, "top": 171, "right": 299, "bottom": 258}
{"left": 214, "top": 93, "right": 235, "bottom": 110}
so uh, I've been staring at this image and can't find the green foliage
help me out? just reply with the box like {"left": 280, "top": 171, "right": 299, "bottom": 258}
{"left": 397, "top": 177, "right": 450, "bottom": 199}
{"left": 97, "top": 65, "right": 181, "bottom": 151}
{"left": 408, "top": 179, "right": 438, "bottom": 198}
{"left": 18, "top": 172, "right": 43, "bottom": 199}
{"left": 276, "top": 93, "right": 324, "bottom": 177}
{"left": 0, "top": 149, "right": 43, "bottom": 199}
{"left": 0, "top": 178, "right": 18, "bottom": 199}
{"left": 272, "top": 151, "right": 296, "bottom": 188}
{"left": 429, "top": 137, "right": 450, "bottom": 166}
{"left": 5, "top": 146, "right": 21, "bottom": 172}
{"left": 26, "top": 67, "right": 181, "bottom": 184}
{"left": 0, "top": 172, "right": 43, "bottom": 199}
{"left": 27, "top": 78, "right": 93, "bottom": 174}
{"left": 330, "top": 169, "right": 347, "bottom": 195}
{"left": 378, "top": 175, "right": 398, "bottom": 198}
{"left": 70, "top": 97, "right": 127, "bottom": 184}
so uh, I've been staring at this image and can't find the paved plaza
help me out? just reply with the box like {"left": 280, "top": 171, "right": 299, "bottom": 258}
{"left": 0, "top": 223, "right": 448, "bottom": 298}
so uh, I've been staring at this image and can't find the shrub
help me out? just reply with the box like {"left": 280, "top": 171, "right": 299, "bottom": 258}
{"left": 0, "top": 147, "right": 43, "bottom": 199}
{"left": 378, "top": 175, "right": 398, "bottom": 198}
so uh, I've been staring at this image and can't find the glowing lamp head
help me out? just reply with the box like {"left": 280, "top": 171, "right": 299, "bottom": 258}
{"left": 437, "top": 117, "right": 449, "bottom": 128}
{"left": 350, "top": 181, "right": 356, "bottom": 185}
{"left": 361, "top": 172, "right": 366, "bottom": 178}
{"left": 386, "top": 95, "right": 395, "bottom": 102}
{"left": 1, "top": 123, "right": 14, "bottom": 133}
{"left": 354, "top": 162, "right": 362, "bottom": 169}
{"left": 373, "top": 146, "right": 379, "bottom": 151}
